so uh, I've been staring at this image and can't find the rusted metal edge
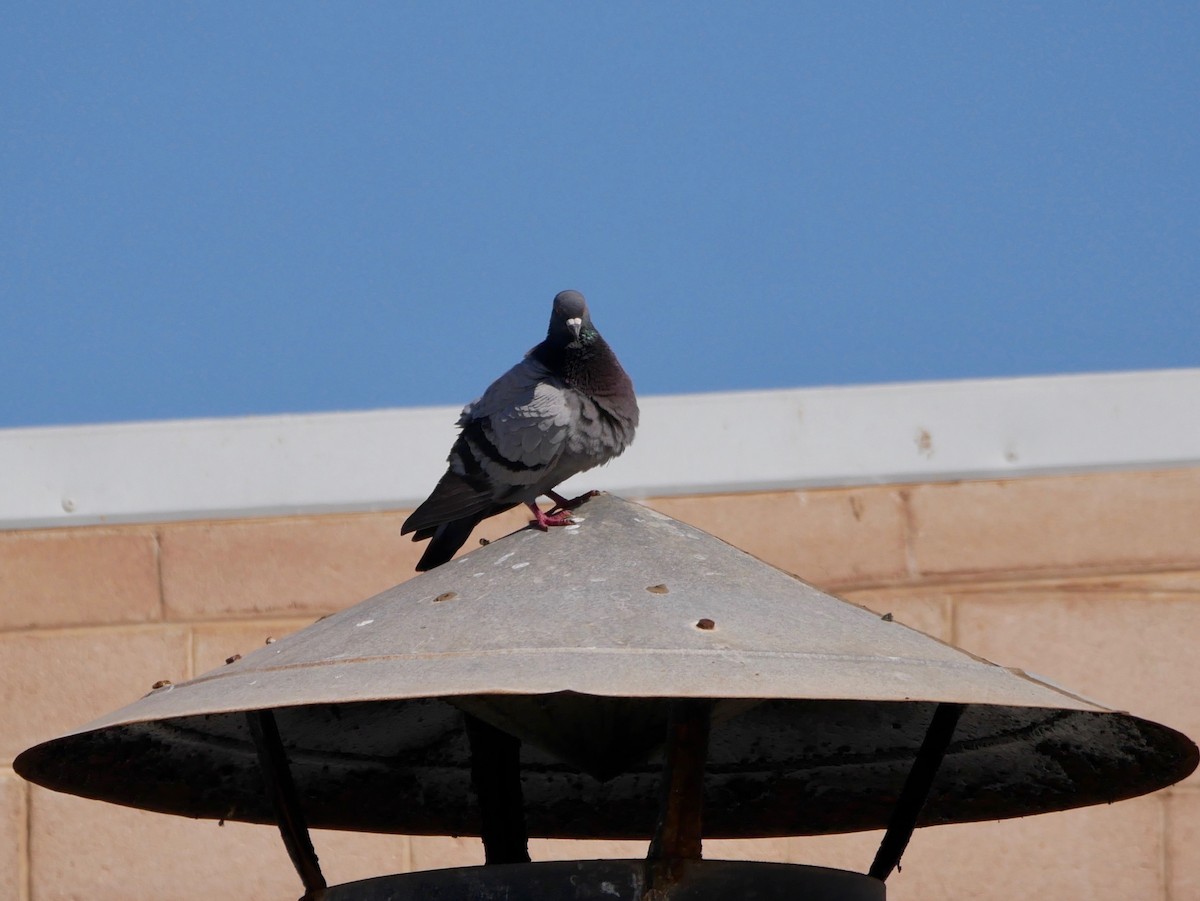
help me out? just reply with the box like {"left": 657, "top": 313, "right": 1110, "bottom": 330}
{"left": 868, "top": 702, "right": 965, "bottom": 881}
{"left": 245, "top": 709, "right": 327, "bottom": 897}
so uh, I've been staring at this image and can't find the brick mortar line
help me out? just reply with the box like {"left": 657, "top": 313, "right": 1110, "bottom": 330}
{"left": 154, "top": 526, "right": 167, "bottom": 624}
{"left": 0, "top": 524, "right": 162, "bottom": 541}
{"left": 19, "top": 774, "right": 30, "bottom": 901}
{"left": 160, "top": 610, "right": 347, "bottom": 625}
{"left": 825, "top": 561, "right": 1200, "bottom": 594}
{"left": 0, "top": 623, "right": 197, "bottom": 641}
{"left": 186, "top": 626, "right": 196, "bottom": 681}
{"left": 898, "top": 488, "right": 919, "bottom": 579}
{"left": 402, "top": 834, "right": 414, "bottom": 875}
{"left": 0, "top": 616, "right": 320, "bottom": 639}
{"left": 1162, "top": 792, "right": 1173, "bottom": 901}
{"left": 901, "top": 561, "right": 1200, "bottom": 586}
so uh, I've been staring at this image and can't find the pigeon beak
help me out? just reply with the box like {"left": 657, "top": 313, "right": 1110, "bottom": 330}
{"left": 566, "top": 317, "right": 583, "bottom": 339}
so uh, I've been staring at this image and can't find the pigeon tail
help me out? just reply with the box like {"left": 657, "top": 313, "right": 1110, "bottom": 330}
{"left": 415, "top": 514, "right": 486, "bottom": 571}
{"left": 402, "top": 469, "right": 495, "bottom": 537}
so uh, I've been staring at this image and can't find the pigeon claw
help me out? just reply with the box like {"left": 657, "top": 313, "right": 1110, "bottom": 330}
{"left": 526, "top": 501, "right": 578, "bottom": 531}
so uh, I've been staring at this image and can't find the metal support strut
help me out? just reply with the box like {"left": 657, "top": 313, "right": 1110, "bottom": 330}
{"left": 465, "top": 713, "right": 531, "bottom": 865}
{"left": 868, "top": 702, "right": 965, "bottom": 881}
{"left": 645, "top": 699, "right": 713, "bottom": 897}
{"left": 246, "top": 709, "right": 327, "bottom": 899}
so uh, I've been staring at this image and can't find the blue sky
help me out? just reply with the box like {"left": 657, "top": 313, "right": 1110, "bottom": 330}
{"left": 2, "top": 3, "right": 1197, "bottom": 428}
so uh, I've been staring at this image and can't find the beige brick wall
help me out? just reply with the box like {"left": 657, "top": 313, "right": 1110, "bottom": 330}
{"left": 2, "top": 467, "right": 1199, "bottom": 899}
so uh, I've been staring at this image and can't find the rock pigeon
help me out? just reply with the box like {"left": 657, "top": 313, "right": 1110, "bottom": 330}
{"left": 402, "top": 290, "right": 639, "bottom": 571}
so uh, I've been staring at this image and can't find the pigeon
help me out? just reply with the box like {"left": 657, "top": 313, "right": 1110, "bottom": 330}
{"left": 402, "top": 290, "right": 639, "bottom": 571}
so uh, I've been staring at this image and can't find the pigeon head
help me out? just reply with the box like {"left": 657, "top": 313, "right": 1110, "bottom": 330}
{"left": 548, "top": 290, "right": 596, "bottom": 348}
{"left": 534, "top": 290, "right": 632, "bottom": 400}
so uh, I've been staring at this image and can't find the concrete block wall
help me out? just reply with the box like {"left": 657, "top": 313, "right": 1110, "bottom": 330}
{"left": 3, "top": 466, "right": 1199, "bottom": 900}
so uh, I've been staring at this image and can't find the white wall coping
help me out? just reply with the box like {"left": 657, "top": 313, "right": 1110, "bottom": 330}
{"left": 3, "top": 368, "right": 1198, "bottom": 530}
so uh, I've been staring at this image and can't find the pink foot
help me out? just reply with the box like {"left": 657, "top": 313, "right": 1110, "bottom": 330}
{"left": 526, "top": 501, "right": 578, "bottom": 531}
{"left": 546, "top": 489, "right": 600, "bottom": 513}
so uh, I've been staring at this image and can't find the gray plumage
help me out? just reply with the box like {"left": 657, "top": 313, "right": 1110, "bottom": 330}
{"left": 402, "top": 290, "right": 638, "bottom": 570}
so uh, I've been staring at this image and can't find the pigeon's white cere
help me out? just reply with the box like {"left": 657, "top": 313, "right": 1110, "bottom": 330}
{"left": 567, "top": 317, "right": 582, "bottom": 329}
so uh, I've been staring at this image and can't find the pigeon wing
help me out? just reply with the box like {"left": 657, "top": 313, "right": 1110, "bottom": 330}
{"left": 401, "top": 357, "right": 571, "bottom": 537}
{"left": 463, "top": 356, "right": 573, "bottom": 475}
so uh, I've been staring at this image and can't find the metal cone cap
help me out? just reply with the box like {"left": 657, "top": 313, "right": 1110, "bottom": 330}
{"left": 16, "top": 494, "right": 1197, "bottom": 839}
